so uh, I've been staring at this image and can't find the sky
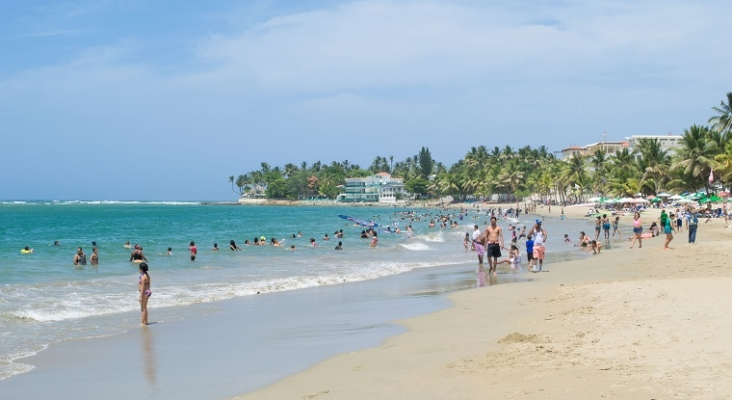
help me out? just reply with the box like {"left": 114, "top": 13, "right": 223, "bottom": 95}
{"left": 1, "top": 0, "right": 730, "bottom": 201}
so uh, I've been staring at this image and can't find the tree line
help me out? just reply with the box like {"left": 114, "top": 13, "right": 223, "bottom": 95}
{"left": 229, "top": 93, "right": 732, "bottom": 203}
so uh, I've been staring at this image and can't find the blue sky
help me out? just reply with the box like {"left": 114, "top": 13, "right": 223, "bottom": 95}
{"left": 1, "top": 0, "right": 730, "bottom": 200}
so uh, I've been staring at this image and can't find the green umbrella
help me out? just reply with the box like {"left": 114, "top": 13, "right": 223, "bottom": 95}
{"left": 650, "top": 197, "right": 662, "bottom": 203}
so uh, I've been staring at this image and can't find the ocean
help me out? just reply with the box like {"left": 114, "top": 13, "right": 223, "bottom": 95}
{"left": 0, "top": 201, "right": 594, "bottom": 398}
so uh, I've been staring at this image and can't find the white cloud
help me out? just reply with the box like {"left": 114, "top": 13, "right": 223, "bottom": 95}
{"left": 189, "top": 0, "right": 730, "bottom": 93}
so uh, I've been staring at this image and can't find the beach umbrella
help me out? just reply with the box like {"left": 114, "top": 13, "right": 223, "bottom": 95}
{"left": 650, "top": 197, "right": 662, "bottom": 203}
{"left": 619, "top": 197, "right": 634, "bottom": 203}
{"left": 656, "top": 192, "right": 671, "bottom": 197}
{"left": 646, "top": 195, "right": 656, "bottom": 200}
{"left": 719, "top": 191, "right": 730, "bottom": 197}
{"left": 668, "top": 194, "right": 684, "bottom": 200}
{"left": 631, "top": 198, "right": 649, "bottom": 204}
{"left": 603, "top": 198, "right": 619, "bottom": 203}
{"left": 588, "top": 196, "right": 602, "bottom": 202}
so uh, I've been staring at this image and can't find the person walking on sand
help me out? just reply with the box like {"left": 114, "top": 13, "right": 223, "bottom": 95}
{"left": 484, "top": 216, "right": 504, "bottom": 276}
{"left": 531, "top": 220, "right": 547, "bottom": 272}
{"left": 630, "top": 212, "right": 643, "bottom": 248}
{"left": 138, "top": 262, "right": 151, "bottom": 325}
{"left": 664, "top": 213, "right": 675, "bottom": 249}
{"left": 612, "top": 216, "right": 623, "bottom": 240}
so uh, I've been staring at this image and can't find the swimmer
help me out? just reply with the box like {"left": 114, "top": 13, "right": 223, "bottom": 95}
{"left": 124, "top": 241, "right": 131, "bottom": 249}
{"left": 370, "top": 231, "right": 378, "bottom": 248}
{"left": 322, "top": 234, "right": 330, "bottom": 241}
{"left": 138, "top": 262, "right": 151, "bottom": 325}
{"left": 130, "top": 246, "right": 148, "bottom": 263}
{"left": 230, "top": 240, "right": 241, "bottom": 251}
{"left": 310, "top": 238, "right": 317, "bottom": 248}
{"left": 189, "top": 241, "right": 197, "bottom": 261}
{"left": 74, "top": 247, "right": 87, "bottom": 265}
{"left": 90, "top": 247, "right": 99, "bottom": 265}
{"left": 289, "top": 245, "right": 296, "bottom": 251}
{"left": 335, "top": 241, "right": 343, "bottom": 250}
{"left": 53, "top": 241, "right": 60, "bottom": 246}
{"left": 20, "top": 246, "right": 34, "bottom": 254}
{"left": 213, "top": 243, "right": 219, "bottom": 251}
{"left": 167, "top": 247, "right": 172, "bottom": 256}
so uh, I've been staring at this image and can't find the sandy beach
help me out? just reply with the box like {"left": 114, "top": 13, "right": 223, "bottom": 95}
{"left": 235, "top": 203, "right": 732, "bottom": 399}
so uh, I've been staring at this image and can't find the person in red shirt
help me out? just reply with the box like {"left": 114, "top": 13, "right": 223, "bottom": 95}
{"left": 189, "top": 241, "right": 197, "bottom": 261}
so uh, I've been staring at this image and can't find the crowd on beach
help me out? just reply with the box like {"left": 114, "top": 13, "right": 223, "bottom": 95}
{"left": 17, "top": 202, "right": 718, "bottom": 327}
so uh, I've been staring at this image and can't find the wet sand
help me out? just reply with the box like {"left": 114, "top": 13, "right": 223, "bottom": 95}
{"left": 236, "top": 207, "right": 732, "bottom": 399}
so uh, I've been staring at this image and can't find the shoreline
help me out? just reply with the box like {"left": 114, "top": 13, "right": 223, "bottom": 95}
{"left": 235, "top": 208, "right": 732, "bottom": 399}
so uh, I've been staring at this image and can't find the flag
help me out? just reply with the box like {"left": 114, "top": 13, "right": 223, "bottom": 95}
{"left": 709, "top": 168, "right": 714, "bottom": 183}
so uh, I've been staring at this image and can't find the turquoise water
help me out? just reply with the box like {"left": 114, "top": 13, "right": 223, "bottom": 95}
{"left": 0, "top": 201, "right": 592, "bottom": 383}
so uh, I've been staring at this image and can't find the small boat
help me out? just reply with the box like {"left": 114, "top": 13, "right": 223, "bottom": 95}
{"left": 338, "top": 214, "right": 379, "bottom": 228}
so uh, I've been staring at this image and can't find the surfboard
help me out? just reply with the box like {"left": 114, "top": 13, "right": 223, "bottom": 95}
{"left": 338, "top": 214, "right": 379, "bottom": 228}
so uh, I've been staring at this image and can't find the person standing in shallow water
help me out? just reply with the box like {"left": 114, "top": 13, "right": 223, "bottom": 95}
{"left": 484, "top": 216, "right": 504, "bottom": 276}
{"left": 189, "top": 241, "right": 197, "bottom": 261}
{"left": 138, "top": 262, "right": 151, "bottom": 326}
{"left": 74, "top": 247, "right": 86, "bottom": 265}
{"left": 531, "top": 220, "right": 547, "bottom": 273}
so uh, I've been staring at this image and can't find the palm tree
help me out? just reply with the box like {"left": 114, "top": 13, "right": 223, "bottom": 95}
{"left": 235, "top": 174, "right": 249, "bottom": 196}
{"left": 714, "top": 140, "right": 732, "bottom": 185}
{"left": 675, "top": 125, "right": 716, "bottom": 193}
{"left": 635, "top": 138, "right": 671, "bottom": 195}
{"left": 709, "top": 92, "right": 732, "bottom": 135}
{"left": 228, "top": 176, "right": 237, "bottom": 195}
{"left": 560, "top": 154, "right": 589, "bottom": 202}
{"left": 283, "top": 163, "right": 298, "bottom": 179}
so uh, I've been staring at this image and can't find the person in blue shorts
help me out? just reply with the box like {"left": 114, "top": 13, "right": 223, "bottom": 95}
{"left": 525, "top": 234, "right": 535, "bottom": 270}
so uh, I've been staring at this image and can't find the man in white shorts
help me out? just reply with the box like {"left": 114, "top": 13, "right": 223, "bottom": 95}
{"left": 531, "top": 219, "right": 547, "bottom": 272}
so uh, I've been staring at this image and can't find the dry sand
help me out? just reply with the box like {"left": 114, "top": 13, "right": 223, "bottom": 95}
{"left": 234, "top": 205, "right": 732, "bottom": 400}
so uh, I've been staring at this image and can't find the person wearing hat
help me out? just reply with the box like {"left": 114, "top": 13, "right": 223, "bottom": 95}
{"left": 531, "top": 220, "right": 548, "bottom": 272}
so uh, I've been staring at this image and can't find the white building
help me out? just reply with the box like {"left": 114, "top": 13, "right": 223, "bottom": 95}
{"left": 626, "top": 135, "right": 683, "bottom": 159}
{"left": 338, "top": 172, "right": 406, "bottom": 203}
